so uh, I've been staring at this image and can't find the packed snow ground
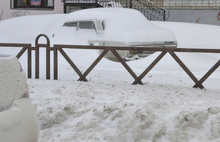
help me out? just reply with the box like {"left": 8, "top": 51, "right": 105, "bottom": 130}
{"left": 0, "top": 9, "right": 220, "bottom": 142}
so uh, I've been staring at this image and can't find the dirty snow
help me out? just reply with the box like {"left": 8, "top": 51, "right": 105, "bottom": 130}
{"left": 0, "top": 8, "right": 220, "bottom": 142}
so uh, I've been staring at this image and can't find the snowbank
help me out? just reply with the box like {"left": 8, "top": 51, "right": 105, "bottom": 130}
{"left": 29, "top": 79, "right": 220, "bottom": 142}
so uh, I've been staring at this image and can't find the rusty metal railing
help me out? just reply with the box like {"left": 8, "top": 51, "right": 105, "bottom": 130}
{"left": 0, "top": 34, "right": 219, "bottom": 89}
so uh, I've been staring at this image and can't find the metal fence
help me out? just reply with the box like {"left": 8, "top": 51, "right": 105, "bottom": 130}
{"left": 1, "top": 34, "right": 220, "bottom": 89}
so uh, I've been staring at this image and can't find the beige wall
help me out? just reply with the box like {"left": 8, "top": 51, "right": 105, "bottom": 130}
{"left": 0, "top": 0, "right": 63, "bottom": 21}
{"left": 150, "top": 0, "right": 220, "bottom": 9}
{"left": 167, "top": 9, "right": 220, "bottom": 26}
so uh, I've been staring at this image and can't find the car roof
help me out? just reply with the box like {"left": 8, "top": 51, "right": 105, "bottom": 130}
{"left": 42, "top": 8, "right": 177, "bottom": 43}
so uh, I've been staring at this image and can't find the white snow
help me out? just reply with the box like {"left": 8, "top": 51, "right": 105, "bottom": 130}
{"left": 0, "top": 8, "right": 220, "bottom": 142}
{"left": 0, "top": 56, "right": 29, "bottom": 111}
{"left": 0, "top": 98, "right": 39, "bottom": 142}
{"left": 0, "top": 55, "right": 39, "bottom": 142}
{"left": 0, "top": 8, "right": 177, "bottom": 45}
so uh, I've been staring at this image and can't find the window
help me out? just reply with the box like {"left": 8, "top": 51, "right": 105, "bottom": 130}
{"left": 63, "top": 22, "right": 77, "bottom": 27}
{"left": 63, "top": 21, "right": 96, "bottom": 31}
{"left": 11, "top": 0, "right": 54, "bottom": 10}
{"left": 79, "top": 21, "right": 96, "bottom": 30}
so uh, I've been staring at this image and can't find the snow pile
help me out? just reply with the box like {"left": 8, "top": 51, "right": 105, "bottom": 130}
{"left": 0, "top": 14, "right": 63, "bottom": 43}
{"left": 0, "top": 56, "right": 28, "bottom": 111}
{"left": 0, "top": 98, "right": 39, "bottom": 142}
{"left": 0, "top": 56, "right": 39, "bottom": 142}
{"left": 28, "top": 80, "right": 220, "bottom": 142}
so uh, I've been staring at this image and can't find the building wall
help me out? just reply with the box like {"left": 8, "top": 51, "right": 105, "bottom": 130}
{"left": 147, "top": 0, "right": 220, "bottom": 25}
{"left": 1, "top": 0, "right": 220, "bottom": 26}
{"left": 151, "top": 0, "right": 220, "bottom": 9}
{"left": 0, "top": 0, "right": 63, "bottom": 21}
{"left": 167, "top": 10, "right": 220, "bottom": 25}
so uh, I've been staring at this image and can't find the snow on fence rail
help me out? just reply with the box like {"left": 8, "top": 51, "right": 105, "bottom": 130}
{"left": 0, "top": 34, "right": 219, "bottom": 89}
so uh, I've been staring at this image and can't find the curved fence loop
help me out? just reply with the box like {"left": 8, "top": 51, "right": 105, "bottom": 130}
{"left": 34, "top": 34, "right": 51, "bottom": 79}
{"left": 35, "top": 34, "right": 50, "bottom": 48}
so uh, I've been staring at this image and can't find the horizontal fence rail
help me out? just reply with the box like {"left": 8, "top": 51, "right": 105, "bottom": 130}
{"left": 0, "top": 34, "right": 219, "bottom": 89}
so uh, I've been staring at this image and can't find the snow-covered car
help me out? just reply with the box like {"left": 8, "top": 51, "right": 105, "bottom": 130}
{"left": 0, "top": 8, "right": 177, "bottom": 61}
{"left": 42, "top": 8, "right": 177, "bottom": 61}
{"left": 0, "top": 54, "right": 39, "bottom": 142}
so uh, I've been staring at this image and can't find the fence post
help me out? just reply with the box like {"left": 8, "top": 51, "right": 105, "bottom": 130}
{"left": 35, "top": 34, "right": 51, "bottom": 79}
{"left": 35, "top": 45, "right": 39, "bottom": 79}
{"left": 54, "top": 46, "right": 58, "bottom": 80}
{"left": 27, "top": 45, "right": 32, "bottom": 79}
{"left": 46, "top": 44, "right": 50, "bottom": 80}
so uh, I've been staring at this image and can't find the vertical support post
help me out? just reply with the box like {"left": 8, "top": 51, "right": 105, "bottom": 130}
{"left": 46, "top": 46, "right": 50, "bottom": 79}
{"left": 54, "top": 46, "right": 58, "bottom": 80}
{"left": 28, "top": 45, "right": 32, "bottom": 79}
{"left": 35, "top": 46, "right": 39, "bottom": 79}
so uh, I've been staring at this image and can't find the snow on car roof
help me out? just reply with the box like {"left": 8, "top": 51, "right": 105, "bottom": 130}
{"left": 0, "top": 8, "right": 176, "bottom": 45}
{"left": 42, "top": 8, "right": 176, "bottom": 44}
